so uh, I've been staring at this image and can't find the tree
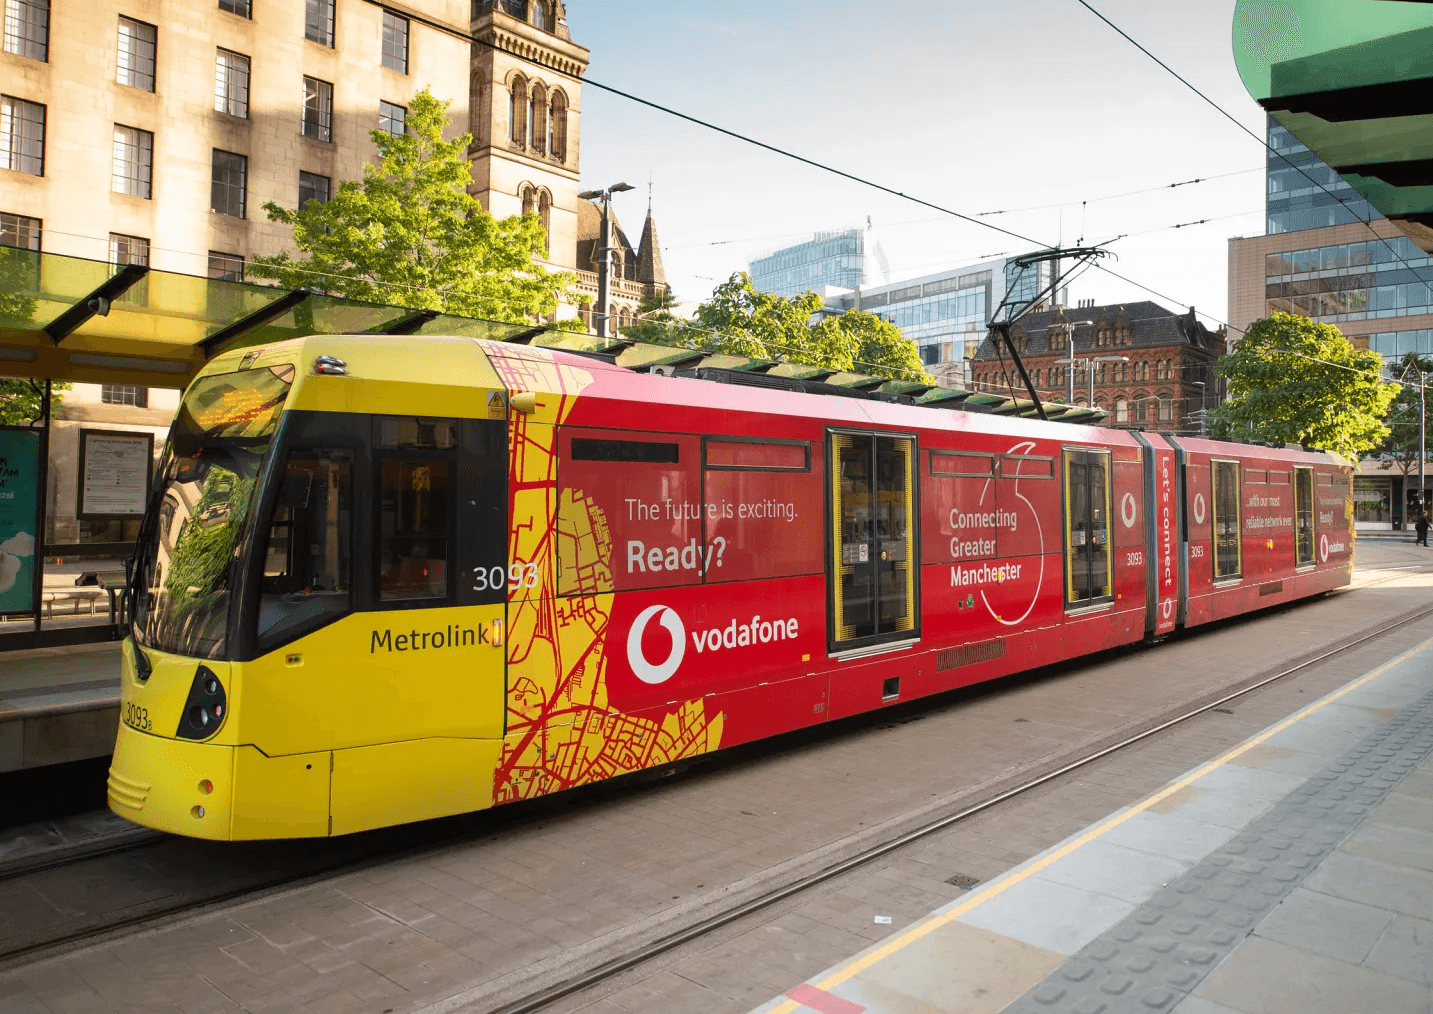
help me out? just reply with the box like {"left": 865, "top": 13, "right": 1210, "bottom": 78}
{"left": 0, "top": 379, "right": 67, "bottom": 426}
{"left": 249, "top": 89, "right": 578, "bottom": 326}
{"left": 623, "top": 273, "right": 932, "bottom": 383}
{"left": 1379, "top": 352, "right": 1433, "bottom": 477}
{"left": 1210, "top": 312, "right": 1395, "bottom": 458}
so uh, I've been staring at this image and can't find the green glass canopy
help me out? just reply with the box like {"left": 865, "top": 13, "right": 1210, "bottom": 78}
{"left": 1233, "top": 0, "right": 1433, "bottom": 251}
{"left": 0, "top": 248, "right": 1101, "bottom": 423}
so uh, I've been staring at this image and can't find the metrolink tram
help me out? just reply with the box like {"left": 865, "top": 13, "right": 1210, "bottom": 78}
{"left": 107, "top": 335, "right": 1355, "bottom": 840}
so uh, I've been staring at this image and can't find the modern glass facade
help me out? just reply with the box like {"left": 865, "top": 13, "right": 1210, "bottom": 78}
{"left": 1264, "top": 235, "right": 1433, "bottom": 326}
{"left": 854, "top": 269, "right": 992, "bottom": 366}
{"left": 1002, "top": 256, "right": 1054, "bottom": 317}
{"left": 1367, "top": 329, "right": 1433, "bottom": 363}
{"left": 750, "top": 230, "right": 863, "bottom": 297}
{"left": 1267, "top": 119, "right": 1379, "bottom": 236}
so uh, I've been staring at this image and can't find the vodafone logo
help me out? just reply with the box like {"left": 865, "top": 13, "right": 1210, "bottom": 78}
{"left": 1193, "top": 493, "right": 1207, "bottom": 525}
{"left": 1320, "top": 534, "right": 1329, "bottom": 563}
{"left": 627, "top": 605, "right": 685, "bottom": 684}
{"left": 1120, "top": 493, "right": 1138, "bottom": 529}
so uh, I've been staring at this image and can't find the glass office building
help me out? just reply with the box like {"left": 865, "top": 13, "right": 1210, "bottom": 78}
{"left": 750, "top": 230, "right": 863, "bottom": 297}
{"left": 1267, "top": 119, "right": 1380, "bottom": 236}
{"left": 833, "top": 262, "right": 998, "bottom": 367}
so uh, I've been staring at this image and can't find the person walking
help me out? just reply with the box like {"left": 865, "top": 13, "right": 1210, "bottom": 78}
{"left": 1417, "top": 512, "right": 1430, "bottom": 547}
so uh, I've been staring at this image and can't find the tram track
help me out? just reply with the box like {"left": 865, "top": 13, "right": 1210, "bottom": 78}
{"left": 473, "top": 595, "right": 1433, "bottom": 1014}
{"left": 4, "top": 581, "right": 1432, "bottom": 981}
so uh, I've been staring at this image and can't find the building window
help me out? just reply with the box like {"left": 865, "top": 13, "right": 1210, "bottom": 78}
{"left": 381, "top": 11, "right": 408, "bottom": 73}
{"left": 207, "top": 250, "right": 243, "bottom": 281}
{"left": 303, "top": 77, "right": 333, "bottom": 142}
{"left": 538, "top": 190, "right": 551, "bottom": 256}
{"left": 111, "top": 125, "right": 153, "bottom": 198}
{"left": 305, "top": 0, "right": 334, "bottom": 46}
{"left": 109, "top": 232, "right": 148, "bottom": 267}
{"left": 1, "top": 95, "right": 44, "bottom": 175}
{"left": 215, "top": 49, "right": 249, "bottom": 118}
{"left": 1115, "top": 397, "right": 1128, "bottom": 424}
{"left": 211, "top": 149, "right": 247, "bottom": 218}
{"left": 101, "top": 384, "right": 148, "bottom": 407}
{"left": 299, "top": 170, "right": 330, "bottom": 207}
{"left": 1, "top": 211, "right": 39, "bottom": 250}
{"left": 1158, "top": 397, "right": 1173, "bottom": 422}
{"left": 550, "top": 90, "right": 567, "bottom": 160}
{"left": 117, "top": 17, "right": 157, "bottom": 92}
{"left": 378, "top": 100, "right": 405, "bottom": 137}
{"left": 509, "top": 76, "right": 526, "bottom": 144}
{"left": 531, "top": 1, "right": 548, "bottom": 30}
{"left": 218, "top": 0, "right": 251, "bottom": 17}
{"left": 3, "top": 0, "right": 48, "bottom": 62}
{"left": 528, "top": 82, "right": 545, "bottom": 153}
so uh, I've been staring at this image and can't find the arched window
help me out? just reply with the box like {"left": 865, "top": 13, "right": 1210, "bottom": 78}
{"left": 1115, "top": 397, "right": 1128, "bottom": 423}
{"left": 529, "top": 83, "right": 547, "bottom": 154}
{"left": 534, "top": 1, "right": 551, "bottom": 29}
{"left": 520, "top": 184, "right": 534, "bottom": 218}
{"left": 470, "top": 71, "right": 485, "bottom": 139}
{"left": 1135, "top": 361, "right": 1147, "bottom": 382}
{"left": 509, "top": 76, "right": 527, "bottom": 144}
{"left": 537, "top": 190, "right": 551, "bottom": 257}
{"left": 550, "top": 91, "right": 568, "bottom": 161}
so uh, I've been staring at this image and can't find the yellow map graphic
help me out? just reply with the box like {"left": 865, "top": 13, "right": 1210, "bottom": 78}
{"left": 487, "top": 347, "right": 723, "bottom": 803}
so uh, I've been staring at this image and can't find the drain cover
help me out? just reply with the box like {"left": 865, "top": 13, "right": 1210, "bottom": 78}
{"left": 946, "top": 874, "right": 980, "bottom": 889}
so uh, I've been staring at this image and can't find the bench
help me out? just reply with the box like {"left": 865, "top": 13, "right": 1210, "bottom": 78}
{"left": 41, "top": 588, "right": 108, "bottom": 617}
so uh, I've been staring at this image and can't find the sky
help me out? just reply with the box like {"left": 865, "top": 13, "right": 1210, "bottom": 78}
{"left": 563, "top": 0, "right": 1270, "bottom": 331}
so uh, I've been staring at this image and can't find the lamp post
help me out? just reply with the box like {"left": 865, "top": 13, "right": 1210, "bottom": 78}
{"left": 1190, "top": 380, "right": 1207, "bottom": 435}
{"left": 577, "top": 182, "right": 635, "bottom": 337}
{"left": 1048, "top": 320, "right": 1094, "bottom": 403}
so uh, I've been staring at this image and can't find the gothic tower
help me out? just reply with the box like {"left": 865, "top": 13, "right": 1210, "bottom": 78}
{"left": 469, "top": 1, "right": 588, "bottom": 271}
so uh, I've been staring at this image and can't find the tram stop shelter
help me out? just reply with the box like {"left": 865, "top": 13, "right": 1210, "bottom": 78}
{"left": 0, "top": 247, "right": 1098, "bottom": 770}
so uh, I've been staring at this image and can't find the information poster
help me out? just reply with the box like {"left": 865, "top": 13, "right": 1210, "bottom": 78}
{"left": 79, "top": 430, "right": 152, "bottom": 519}
{"left": 0, "top": 427, "right": 40, "bottom": 613}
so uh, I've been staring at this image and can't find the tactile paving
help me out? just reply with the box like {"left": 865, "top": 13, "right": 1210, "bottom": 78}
{"left": 1000, "top": 689, "right": 1433, "bottom": 1014}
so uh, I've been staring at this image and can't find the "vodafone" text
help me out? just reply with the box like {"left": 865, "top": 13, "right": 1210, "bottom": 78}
{"left": 690, "top": 614, "right": 798, "bottom": 652}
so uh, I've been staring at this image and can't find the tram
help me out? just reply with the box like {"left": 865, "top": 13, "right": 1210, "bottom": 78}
{"left": 107, "top": 335, "right": 1354, "bottom": 840}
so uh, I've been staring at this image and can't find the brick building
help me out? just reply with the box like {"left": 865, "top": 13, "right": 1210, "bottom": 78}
{"left": 970, "top": 301, "right": 1224, "bottom": 433}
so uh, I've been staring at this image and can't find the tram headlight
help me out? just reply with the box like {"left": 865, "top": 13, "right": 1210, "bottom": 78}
{"left": 175, "top": 665, "right": 228, "bottom": 741}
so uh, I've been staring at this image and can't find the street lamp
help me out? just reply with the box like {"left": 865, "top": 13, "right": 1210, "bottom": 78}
{"left": 1189, "top": 381, "right": 1207, "bottom": 435}
{"left": 577, "top": 182, "right": 636, "bottom": 337}
{"left": 1048, "top": 320, "right": 1094, "bottom": 403}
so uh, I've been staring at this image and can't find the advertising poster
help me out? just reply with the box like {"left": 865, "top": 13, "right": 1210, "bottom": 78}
{"left": 79, "top": 430, "right": 152, "bottom": 518}
{"left": 0, "top": 427, "right": 40, "bottom": 613}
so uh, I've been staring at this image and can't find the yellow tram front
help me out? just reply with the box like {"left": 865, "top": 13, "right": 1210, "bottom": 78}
{"left": 109, "top": 336, "right": 513, "bottom": 840}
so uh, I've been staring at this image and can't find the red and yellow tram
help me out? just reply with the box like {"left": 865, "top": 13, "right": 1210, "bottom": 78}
{"left": 107, "top": 335, "right": 1354, "bottom": 839}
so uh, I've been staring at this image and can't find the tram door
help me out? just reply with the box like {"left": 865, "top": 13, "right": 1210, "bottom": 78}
{"left": 1064, "top": 448, "right": 1113, "bottom": 607}
{"left": 1294, "top": 466, "right": 1315, "bottom": 565}
{"left": 829, "top": 432, "right": 918, "bottom": 650}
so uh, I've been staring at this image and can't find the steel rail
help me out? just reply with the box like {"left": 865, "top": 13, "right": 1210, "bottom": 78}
{"left": 485, "top": 596, "right": 1433, "bottom": 1014}
{"left": 0, "top": 827, "right": 164, "bottom": 882}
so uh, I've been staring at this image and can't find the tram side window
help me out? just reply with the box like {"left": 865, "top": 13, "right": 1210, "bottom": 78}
{"left": 1295, "top": 467, "right": 1315, "bottom": 565}
{"left": 377, "top": 458, "right": 453, "bottom": 601}
{"left": 1213, "top": 460, "right": 1242, "bottom": 579}
{"left": 257, "top": 450, "right": 353, "bottom": 652}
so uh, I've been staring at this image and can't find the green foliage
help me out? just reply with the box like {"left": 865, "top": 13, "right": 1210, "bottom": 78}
{"left": 162, "top": 466, "right": 253, "bottom": 633}
{"left": 622, "top": 273, "right": 932, "bottom": 383}
{"left": 1210, "top": 313, "right": 1395, "bottom": 458}
{"left": 0, "top": 379, "right": 68, "bottom": 426}
{"left": 249, "top": 89, "right": 578, "bottom": 327}
{"left": 1379, "top": 351, "right": 1433, "bottom": 476}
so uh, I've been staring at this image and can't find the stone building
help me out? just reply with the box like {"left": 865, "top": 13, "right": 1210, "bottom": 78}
{"left": 468, "top": 0, "right": 667, "bottom": 330}
{"left": 970, "top": 301, "right": 1223, "bottom": 433}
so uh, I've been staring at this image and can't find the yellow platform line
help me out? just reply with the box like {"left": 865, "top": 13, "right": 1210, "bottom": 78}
{"left": 768, "top": 633, "right": 1433, "bottom": 1013}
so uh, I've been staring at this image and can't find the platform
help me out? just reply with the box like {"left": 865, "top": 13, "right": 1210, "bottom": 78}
{"left": 0, "top": 642, "right": 121, "bottom": 772}
{"left": 754, "top": 635, "right": 1433, "bottom": 1013}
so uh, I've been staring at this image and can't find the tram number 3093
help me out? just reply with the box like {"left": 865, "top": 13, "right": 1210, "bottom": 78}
{"left": 123, "top": 703, "right": 152, "bottom": 733}
{"left": 474, "top": 562, "right": 541, "bottom": 592}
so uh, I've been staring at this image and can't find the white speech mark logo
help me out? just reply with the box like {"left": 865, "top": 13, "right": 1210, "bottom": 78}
{"left": 1193, "top": 493, "right": 1207, "bottom": 525}
{"left": 627, "top": 605, "right": 686, "bottom": 684}
{"left": 1320, "top": 533, "right": 1329, "bottom": 563}
{"left": 1121, "top": 492, "right": 1138, "bottom": 529}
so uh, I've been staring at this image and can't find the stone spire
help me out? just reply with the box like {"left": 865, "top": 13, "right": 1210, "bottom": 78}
{"left": 636, "top": 204, "right": 666, "bottom": 287}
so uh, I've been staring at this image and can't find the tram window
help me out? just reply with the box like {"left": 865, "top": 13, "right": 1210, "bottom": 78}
{"left": 1063, "top": 449, "right": 1113, "bottom": 607}
{"left": 1213, "top": 460, "right": 1242, "bottom": 579}
{"left": 375, "top": 416, "right": 457, "bottom": 450}
{"left": 705, "top": 438, "right": 808, "bottom": 471}
{"left": 256, "top": 450, "right": 353, "bottom": 652}
{"left": 1001, "top": 454, "right": 1054, "bottom": 479}
{"left": 930, "top": 451, "right": 992, "bottom": 477}
{"left": 1269, "top": 470, "right": 1290, "bottom": 485}
{"left": 1295, "top": 467, "right": 1315, "bottom": 565}
{"left": 377, "top": 458, "right": 453, "bottom": 601}
{"left": 1318, "top": 473, "right": 1333, "bottom": 486}
{"left": 571, "top": 438, "right": 678, "bottom": 463}
{"left": 1245, "top": 469, "right": 1266, "bottom": 485}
